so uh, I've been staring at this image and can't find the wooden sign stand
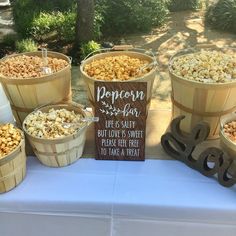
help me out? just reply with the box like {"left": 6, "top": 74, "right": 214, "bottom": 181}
{"left": 94, "top": 81, "right": 147, "bottom": 161}
{"left": 161, "top": 116, "right": 236, "bottom": 187}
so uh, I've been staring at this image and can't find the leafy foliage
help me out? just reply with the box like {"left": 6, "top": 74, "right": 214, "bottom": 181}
{"left": 96, "top": 0, "right": 169, "bottom": 35}
{"left": 166, "top": 0, "right": 202, "bottom": 12}
{"left": 31, "top": 11, "right": 76, "bottom": 42}
{"left": 15, "top": 38, "right": 38, "bottom": 52}
{"left": 12, "top": 0, "right": 170, "bottom": 45}
{"left": 12, "top": 0, "right": 76, "bottom": 42}
{"left": 205, "top": 0, "right": 236, "bottom": 33}
{"left": 80, "top": 40, "right": 101, "bottom": 59}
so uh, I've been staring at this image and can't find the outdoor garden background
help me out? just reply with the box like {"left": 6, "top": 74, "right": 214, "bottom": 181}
{"left": 0, "top": 0, "right": 235, "bottom": 109}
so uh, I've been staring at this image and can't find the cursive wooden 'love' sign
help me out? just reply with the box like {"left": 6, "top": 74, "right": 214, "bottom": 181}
{"left": 94, "top": 81, "right": 147, "bottom": 161}
{"left": 161, "top": 116, "right": 236, "bottom": 187}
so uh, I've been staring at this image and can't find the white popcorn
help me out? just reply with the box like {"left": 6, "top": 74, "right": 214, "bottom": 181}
{"left": 24, "top": 108, "right": 85, "bottom": 139}
{"left": 170, "top": 49, "right": 236, "bottom": 83}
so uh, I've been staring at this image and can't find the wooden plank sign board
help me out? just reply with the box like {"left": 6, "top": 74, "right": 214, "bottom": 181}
{"left": 94, "top": 81, "right": 147, "bottom": 161}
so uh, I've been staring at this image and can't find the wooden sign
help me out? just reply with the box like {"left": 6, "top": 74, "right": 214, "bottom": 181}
{"left": 161, "top": 116, "right": 236, "bottom": 187}
{"left": 94, "top": 81, "right": 147, "bottom": 161}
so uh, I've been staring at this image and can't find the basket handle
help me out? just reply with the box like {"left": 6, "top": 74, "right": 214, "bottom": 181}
{"left": 112, "top": 45, "right": 134, "bottom": 51}
{"left": 33, "top": 101, "right": 93, "bottom": 115}
{"left": 81, "top": 48, "right": 114, "bottom": 62}
{"left": 68, "top": 56, "right": 73, "bottom": 64}
{"left": 33, "top": 102, "right": 56, "bottom": 111}
{"left": 81, "top": 45, "right": 158, "bottom": 70}
{"left": 31, "top": 102, "right": 96, "bottom": 130}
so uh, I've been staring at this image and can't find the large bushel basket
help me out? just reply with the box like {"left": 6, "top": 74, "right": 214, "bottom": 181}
{"left": 80, "top": 46, "right": 159, "bottom": 112}
{"left": 169, "top": 47, "right": 236, "bottom": 139}
{"left": 0, "top": 51, "right": 72, "bottom": 126}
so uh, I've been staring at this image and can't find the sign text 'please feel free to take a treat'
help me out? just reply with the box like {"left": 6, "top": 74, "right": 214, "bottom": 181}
{"left": 95, "top": 81, "right": 147, "bottom": 161}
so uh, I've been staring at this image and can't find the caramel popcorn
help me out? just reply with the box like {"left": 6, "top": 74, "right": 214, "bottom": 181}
{"left": 24, "top": 108, "right": 85, "bottom": 139}
{"left": 0, "top": 124, "right": 22, "bottom": 158}
{"left": 83, "top": 55, "right": 152, "bottom": 81}
{"left": 223, "top": 121, "right": 236, "bottom": 142}
{"left": 0, "top": 55, "right": 69, "bottom": 79}
{"left": 170, "top": 50, "right": 236, "bottom": 83}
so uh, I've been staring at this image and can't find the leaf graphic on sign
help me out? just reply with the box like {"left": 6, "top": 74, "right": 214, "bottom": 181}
{"left": 102, "top": 101, "right": 106, "bottom": 105}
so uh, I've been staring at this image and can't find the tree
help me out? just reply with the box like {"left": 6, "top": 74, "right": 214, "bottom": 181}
{"left": 76, "top": 0, "right": 95, "bottom": 45}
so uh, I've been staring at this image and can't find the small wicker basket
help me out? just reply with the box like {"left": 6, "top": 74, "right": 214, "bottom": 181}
{"left": 0, "top": 129, "right": 26, "bottom": 193}
{"left": 220, "top": 113, "right": 236, "bottom": 160}
{"left": 23, "top": 103, "right": 88, "bottom": 167}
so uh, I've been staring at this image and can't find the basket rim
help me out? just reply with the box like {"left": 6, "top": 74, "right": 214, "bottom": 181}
{"left": 220, "top": 129, "right": 236, "bottom": 151}
{"left": 220, "top": 113, "right": 236, "bottom": 148}
{"left": 22, "top": 103, "right": 88, "bottom": 143}
{"left": 0, "top": 51, "right": 71, "bottom": 83}
{"left": 80, "top": 50, "right": 158, "bottom": 82}
{"left": 0, "top": 127, "right": 25, "bottom": 165}
{"left": 168, "top": 47, "right": 236, "bottom": 88}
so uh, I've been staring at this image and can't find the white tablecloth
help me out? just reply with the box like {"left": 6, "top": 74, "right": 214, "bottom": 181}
{"left": 0, "top": 156, "right": 236, "bottom": 236}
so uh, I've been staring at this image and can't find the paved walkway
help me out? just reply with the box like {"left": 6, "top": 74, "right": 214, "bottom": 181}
{"left": 72, "top": 10, "right": 236, "bottom": 109}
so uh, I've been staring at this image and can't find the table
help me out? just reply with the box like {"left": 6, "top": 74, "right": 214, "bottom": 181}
{"left": 0, "top": 156, "right": 236, "bottom": 236}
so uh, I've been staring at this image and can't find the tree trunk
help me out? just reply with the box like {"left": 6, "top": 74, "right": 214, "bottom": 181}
{"left": 76, "top": 0, "right": 94, "bottom": 45}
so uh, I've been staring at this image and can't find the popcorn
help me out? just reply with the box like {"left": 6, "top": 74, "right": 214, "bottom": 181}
{"left": 0, "top": 55, "right": 68, "bottom": 79}
{"left": 83, "top": 55, "right": 152, "bottom": 81}
{"left": 0, "top": 124, "right": 22, "bottom": 158}
{"left": 24, "top": 108, "right": 85, "bottom": 139}
{"left": 170, "top": 49, "right": 236, "bottom": 83}
{"left": 223, "top": 121, "right": 236, "bottom": 142}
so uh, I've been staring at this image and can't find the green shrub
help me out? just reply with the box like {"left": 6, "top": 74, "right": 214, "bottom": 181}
{"left": 31, "top": 10, "right": 76, "bottom": 42}
{"left": 12, "top": 0, "right": 77, "bottom": 41}
{"left": 15, "top": 38, "right": 38, "bottom": 52}
{"left": 96, "top": 0, "right": 168, "bottom": 35}
{"left": 12, "top": 0, "right": 35, "bottom": 38}
{"left": 80, "top": 40, "right": 101, "bottom": 59}
{"left": 167, "top": 0, "right": 202, "bottom": 11}
{"left": 94, "top": 4, "right": 106, "bottom": 39}
{"left": 205, "top": 0, "right": 236, "bottom": 33}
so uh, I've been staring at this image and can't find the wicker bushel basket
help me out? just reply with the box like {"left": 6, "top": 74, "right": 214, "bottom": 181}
{"left": 0, "top": 51, "right": 72, "bottom": 126}
{"left": 169, "top": 47, "right": 236, "bottom": 139}
{"left": 0, "top": 129, "right": 26, "bottom": 193}
{"left": 80, "top": 47, "right": 158, "bottom": 112}
{"left": 220, "top": 113, "right": 236, "bottom": 160}
{"left": 23, "top": 103, "right": 88, "bottom": 168}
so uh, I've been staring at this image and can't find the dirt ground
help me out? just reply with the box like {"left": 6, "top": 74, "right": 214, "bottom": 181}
{"left": 74, "top": 9, "right": 236, "bottom": 109}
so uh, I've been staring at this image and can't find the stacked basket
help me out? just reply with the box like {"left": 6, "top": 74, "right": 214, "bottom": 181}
{"left": 0, "top": 50, "right": 89, "bottom": 192}
{"left": 0, "top": 51, "right": 72, "bottom": 126}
